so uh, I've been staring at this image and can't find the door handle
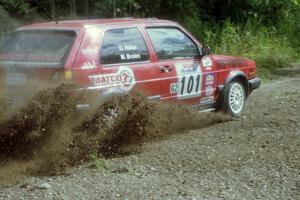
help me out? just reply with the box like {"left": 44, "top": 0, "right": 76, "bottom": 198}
{"left": 160, "top": 66, "right": 172, "bottom": 73}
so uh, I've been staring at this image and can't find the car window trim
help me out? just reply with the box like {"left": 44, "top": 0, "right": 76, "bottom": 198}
{"left": 101, "top": 60, "right": 151, "bottom": 67}
{"left": 99, "top": 26, "right": 151, "bottom": 67}
{"left": 144, "top": 26, "right": 200, "bottom": 61}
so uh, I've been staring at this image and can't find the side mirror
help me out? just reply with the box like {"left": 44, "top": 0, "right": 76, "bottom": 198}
{"left": 201, "top": 46, "right": 211, "bottom": 56}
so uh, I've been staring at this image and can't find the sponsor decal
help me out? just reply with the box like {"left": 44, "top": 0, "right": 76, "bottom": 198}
{"left": 82, "top": 47, "right": 98, "bottom": 56}
{"left": 81, "top": 61, "right": 97, "bottom": 70}
{"left": 202, "top": 56, "right": 212, "bottom": 69}
{"left": 175, "top": 61, "right": 202, "bottom": 99}
{"left": 200, "top": 96, "right": 214, "bottom": 104}
{"left": 0, "top": 53, "right": 62, "bottom": 62}
{"left": 0, "top": 53, "right": 26, "bottom": 60}
{"left": 170, "top": 82, "right": 179, "bottom": 94}
{"left": 178, "top": 62, "right": 199, "bottom": 74}
{"left": 205, "top": 85, "right": 214, "bottom": 96}
{"left": 205, "top": 74, "right": 214, "bottom": 85}
{"left": 216, "top": 59, "right": 247, "bottom": 69}
{"left": 88, "top": 66, "right": 135, "bottom": 92}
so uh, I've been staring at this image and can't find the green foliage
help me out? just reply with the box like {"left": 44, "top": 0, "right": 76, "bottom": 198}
{"left": 183, "top": 15, "right": 297, "bottom": 79}
{"left": 206, "top": 20, "right": 295, "bottom": 79}
{"left": 94, "top": 0, "right": 142, "bottom": 18}
{"left": 181, "top": 15, "right": 215, "bottom": 44}
{"left": 0, "top": 0, "right": 299, "bottom": 78}
{"left": 88, "top": 155, "right": 110, "bottom": 170}
{"left": 0, "top": 0, "right": 34, "bottom": 15}
{"left": 0, "top": 5, "right": 21, "bottom": 36}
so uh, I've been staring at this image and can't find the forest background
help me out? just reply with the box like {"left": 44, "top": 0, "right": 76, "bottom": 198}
{"left": 0, "top": 0, "right": 299, "bottom": 78}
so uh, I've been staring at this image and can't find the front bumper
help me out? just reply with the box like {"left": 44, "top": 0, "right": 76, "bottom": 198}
{"left": 248, "top": 77, "right": 261, "bottom": 92}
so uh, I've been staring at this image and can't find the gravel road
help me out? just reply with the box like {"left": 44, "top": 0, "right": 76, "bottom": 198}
{"left": 0, "top": 73, "right": 299, "bottom": 200}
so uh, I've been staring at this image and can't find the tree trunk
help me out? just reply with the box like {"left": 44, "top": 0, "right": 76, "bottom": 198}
{"left": 113, "top": 0, "right": 116, "bottom": 18}
{"left": 71, "top": 0, "right": 77, "bottom": 19}
{"left": 49, "top": 0, "right": 56, "bottom": 19}
{"left": 85, "top": 0, "right": 88, "bottom": 19}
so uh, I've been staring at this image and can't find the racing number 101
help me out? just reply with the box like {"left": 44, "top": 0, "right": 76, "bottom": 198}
{"left": 180, "top": 74, "right": 201, "bottom": 96}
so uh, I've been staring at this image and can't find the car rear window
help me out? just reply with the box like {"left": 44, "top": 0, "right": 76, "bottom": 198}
{"left": 100, "top": 28, "right": 149, "bottom": 65}
{"left": 0, "top": 30, "right": 76, "bottom": 64}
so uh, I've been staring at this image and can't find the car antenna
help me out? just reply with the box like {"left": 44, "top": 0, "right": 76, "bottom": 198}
{"left": 34, "top": 1, "right": 59, "bottom": 24}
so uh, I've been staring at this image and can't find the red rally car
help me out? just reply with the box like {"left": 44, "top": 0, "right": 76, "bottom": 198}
{"left": 0, "top": 18, "right": 261, "bottom": 117}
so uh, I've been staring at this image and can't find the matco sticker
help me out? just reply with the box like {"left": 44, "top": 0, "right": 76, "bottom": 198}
{"left": 88, "top": 66, "right": 135, "bottom": 92}
{"left": 202, "top": 57, "right": 212, "bottom": 70}
{"left": 205, "top": 74, "right": 214, "bottom": 85}
{"left": 174, "top": 61, "right": 202, "bottom": 99}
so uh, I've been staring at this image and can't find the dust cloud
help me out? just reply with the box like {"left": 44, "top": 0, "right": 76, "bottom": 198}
{"left": 0, "top": 85, "right": 231, "bottom": 185}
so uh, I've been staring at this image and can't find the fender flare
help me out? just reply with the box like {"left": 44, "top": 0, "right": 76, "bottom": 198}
{"left": 224, "top": 70, "right": 249, "bottom": 95}
{"left": 216, "top": 70, "right": 249, "bottom": 110}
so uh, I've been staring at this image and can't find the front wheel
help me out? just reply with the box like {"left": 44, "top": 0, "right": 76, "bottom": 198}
{"left": 224, "top": 81, "right": 246, "bottom": 118}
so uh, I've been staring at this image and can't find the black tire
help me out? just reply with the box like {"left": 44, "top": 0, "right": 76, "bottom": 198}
{"left": 223, "top": 81, "right": 246, "bottom": 118}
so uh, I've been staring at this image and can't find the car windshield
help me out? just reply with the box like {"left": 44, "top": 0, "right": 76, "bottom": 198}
{"left": 0, "top": 30, "right": 76, "bottom": 64}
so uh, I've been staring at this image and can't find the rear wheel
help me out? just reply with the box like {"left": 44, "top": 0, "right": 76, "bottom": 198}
{"left": 224, "top": 81, "right": 246, "bottom": 117}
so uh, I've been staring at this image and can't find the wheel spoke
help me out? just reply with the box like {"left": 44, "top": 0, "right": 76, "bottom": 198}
{"left": 228, "top": 82, "right": 245, "bottom": 114}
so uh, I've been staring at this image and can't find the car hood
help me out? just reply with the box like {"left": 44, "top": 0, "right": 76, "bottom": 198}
{"left": 211, "top": 55, "right": 256, "bottom": 68}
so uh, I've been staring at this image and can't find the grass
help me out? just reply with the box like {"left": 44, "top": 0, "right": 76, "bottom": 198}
{"left": 296, "top": 57, "right": 300, "bottom": 64}
{"left": 88, "top": 155, "right": 110, "bottom": 170}
{"left": 184, "top": 19, "right": 298, "bottom": 80}
{"left": 211, "top": 21, "right": 296, "bottom": 79}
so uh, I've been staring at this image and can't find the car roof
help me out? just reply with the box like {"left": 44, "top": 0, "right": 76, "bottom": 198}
{"left": 19, "top": 18, "right": 175, "bottom": 30}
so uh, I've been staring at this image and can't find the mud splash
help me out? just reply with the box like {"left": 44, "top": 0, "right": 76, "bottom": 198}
{"left": 0, "top": 84, "right": 75, "bottom": 158}
{"left": 0, "top": 95, "right": 8, "bottom": 123}
{"left": 0, "top": 86, "right": 231, "bottom": 185}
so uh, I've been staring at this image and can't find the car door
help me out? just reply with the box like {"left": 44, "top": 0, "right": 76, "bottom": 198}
{"left": 87, "top": 27, "right": 161, "bottom": 100}
{"left": 145, "top": 26, "right": 204, "bottom": 106}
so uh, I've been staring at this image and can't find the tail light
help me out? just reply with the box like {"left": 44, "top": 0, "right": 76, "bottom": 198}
{"left": 64, "top": 70, "right": 73, "bottom": 80}
{"left": 51, "top": 70, "right": 73, "bottom": 83}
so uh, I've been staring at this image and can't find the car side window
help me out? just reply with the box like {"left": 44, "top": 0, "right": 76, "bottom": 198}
{"left": 101, "top": 28, "right": 149, "bottom": 65}
{"left": 146, "top": 27, "right": 199, "bottom": 60}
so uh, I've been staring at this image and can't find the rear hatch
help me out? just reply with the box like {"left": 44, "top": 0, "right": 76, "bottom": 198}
{"left": 0, "top": 29, "right": 76, "bottom": 101}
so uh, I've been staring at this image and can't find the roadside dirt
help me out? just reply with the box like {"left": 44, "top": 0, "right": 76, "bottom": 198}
{"left": 0, "top": 73, "right": 299, "bottom": 199}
